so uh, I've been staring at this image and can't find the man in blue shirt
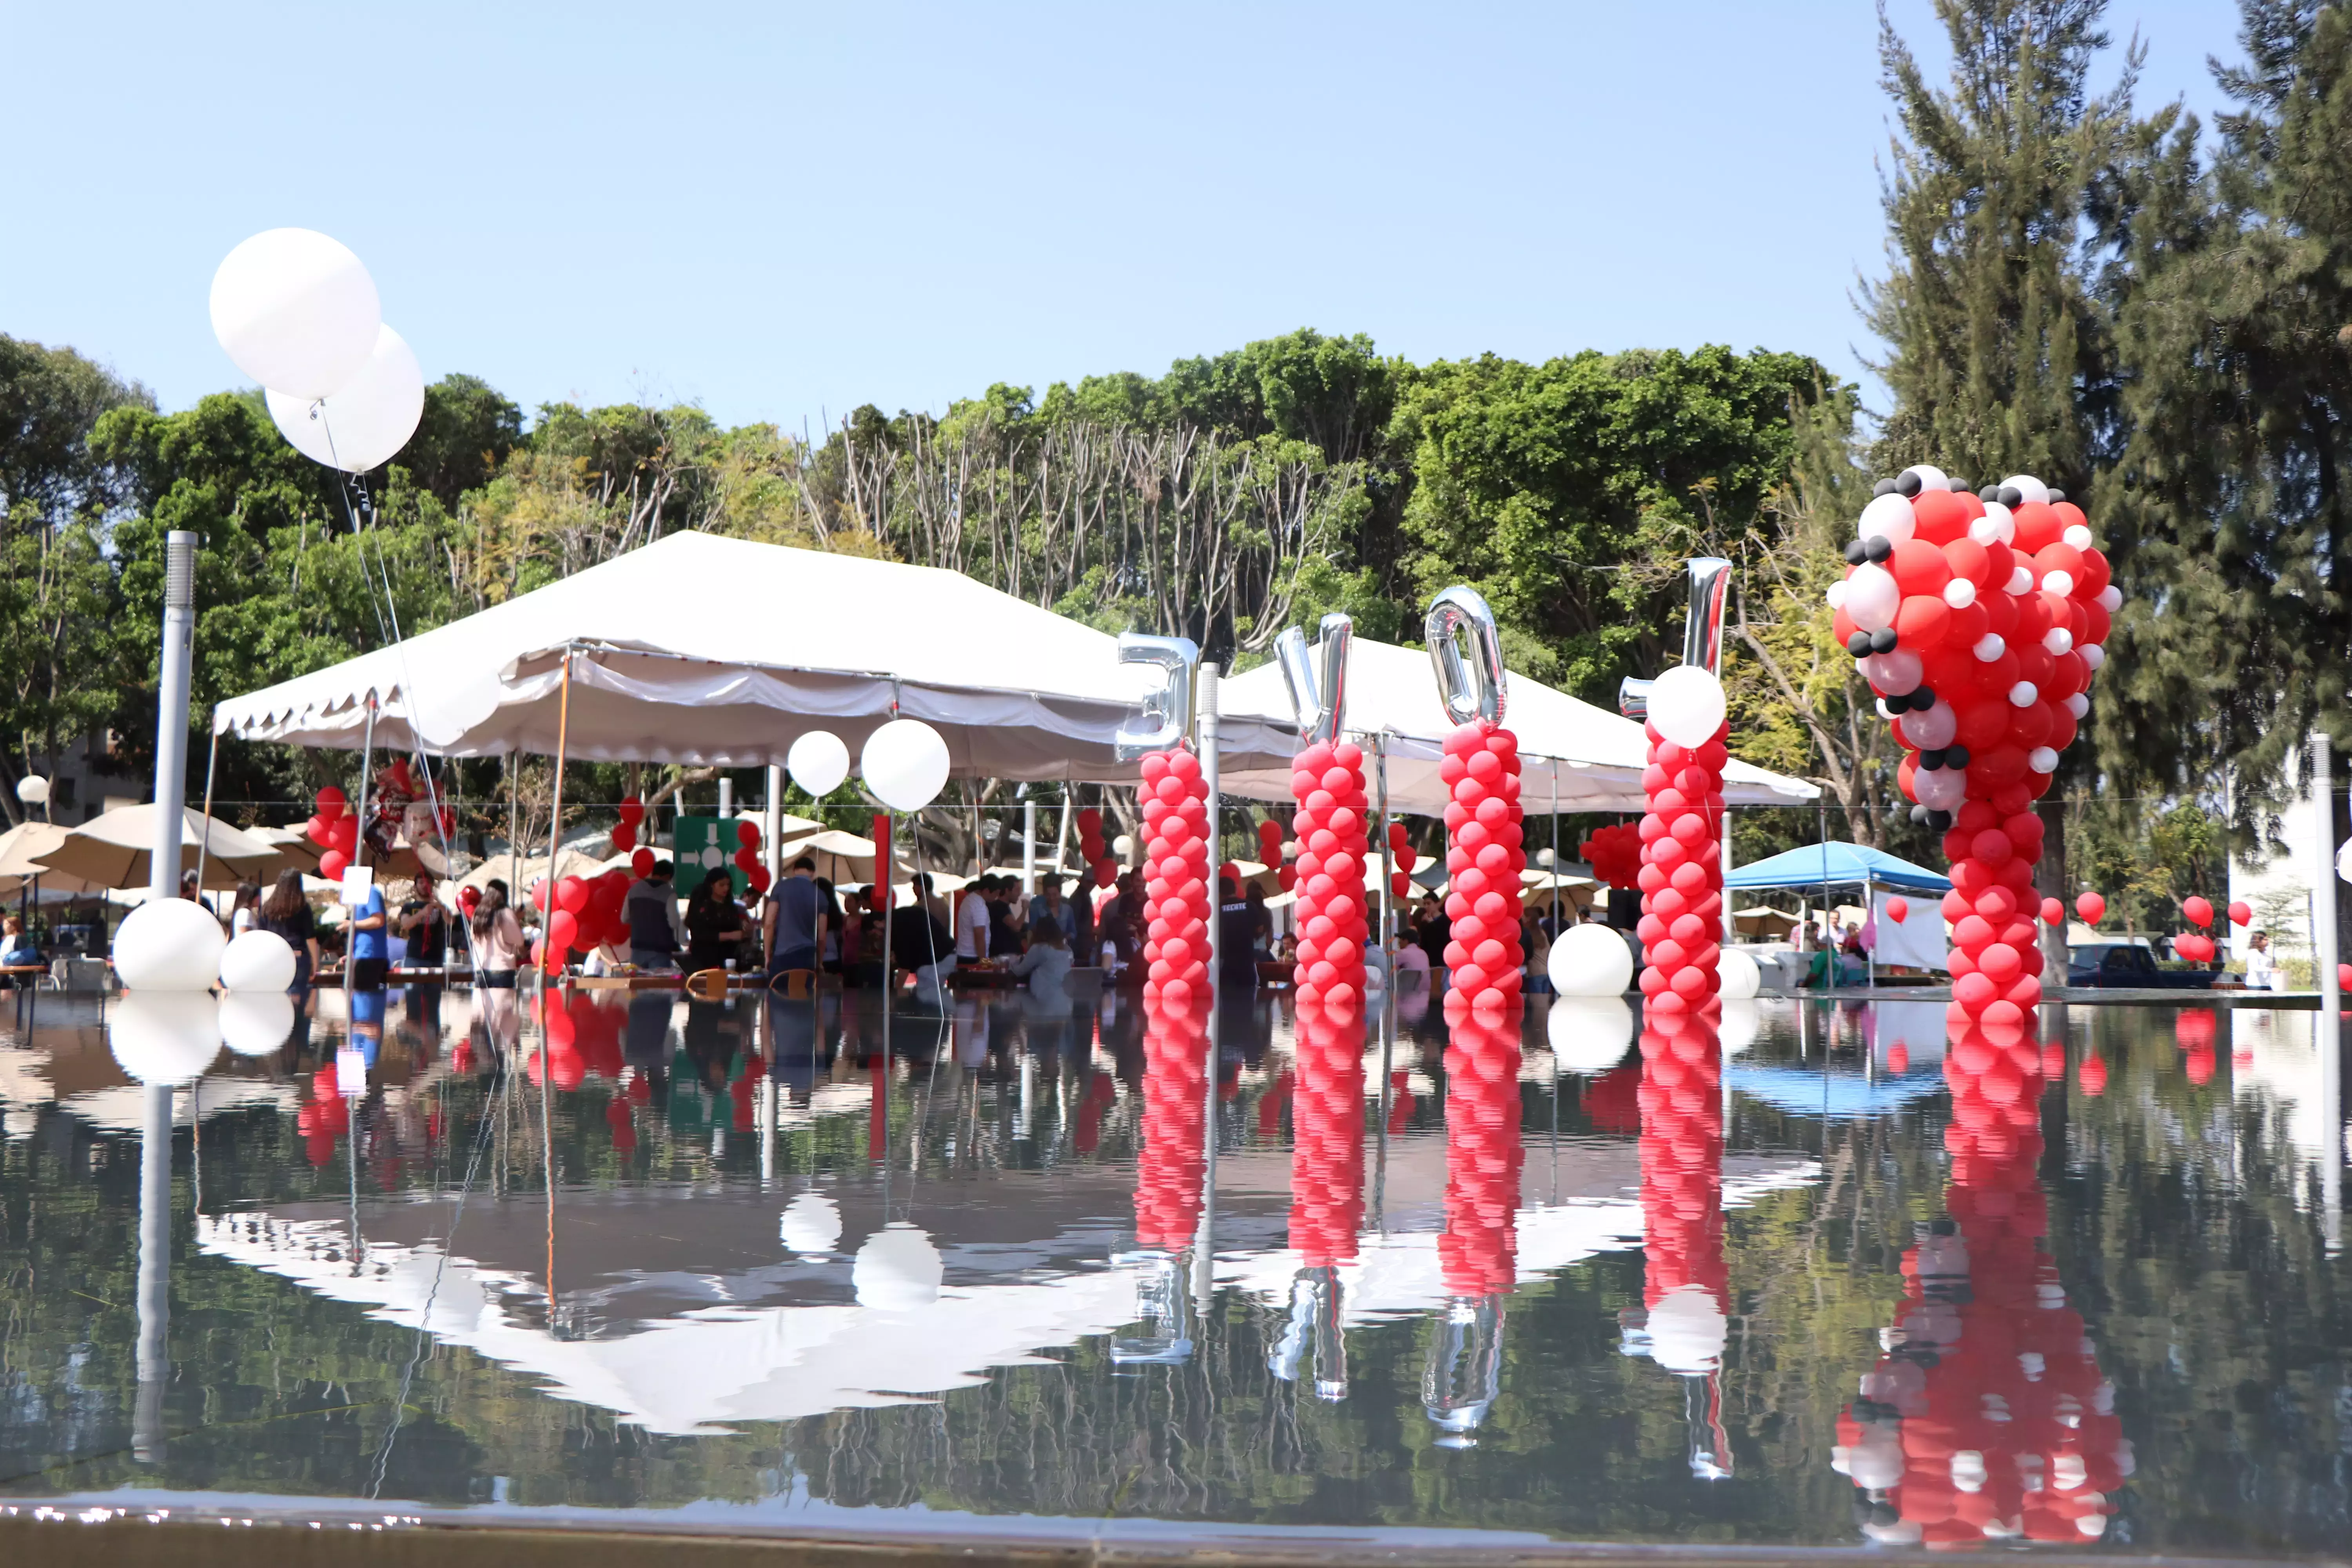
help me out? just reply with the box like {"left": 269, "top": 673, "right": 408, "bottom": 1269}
{"left": 762, "top": 856, "right": 821, "bottom": 976}
{"left": 348, "top": 883, "right": 390, "bottom": 991}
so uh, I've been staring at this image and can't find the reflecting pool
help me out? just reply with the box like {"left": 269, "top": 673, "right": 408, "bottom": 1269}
{"left": 0, "top": 984, "right": 2345, "bottom": 1554}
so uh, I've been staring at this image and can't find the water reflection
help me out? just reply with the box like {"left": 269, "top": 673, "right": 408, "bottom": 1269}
{"left": 0, "top": 986, "right": 2343, "bottom": 1551}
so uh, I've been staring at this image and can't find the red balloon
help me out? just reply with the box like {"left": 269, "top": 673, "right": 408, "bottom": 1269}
{"left": 459, "top": 885, "right": 482, "bottom": 911}
{"left": 315, "top": 786, "right": 347, "bottom": 815}
{"left": 736, "top": 820, "right": 760, "bottom": 848}
{"left": 2182, "top": 895, "right": 2212, "bottom": 929}
{"left": 2227, "top": 899, "right": 2252, "bottom": 927}
{"left": 555, "top": 876, "right": 590, "bottom": 914}
{"left": 318, "top": 849, "right": 348, "bottom": 882}
{"left": 631, "top": 847, "right": 656, "bottom": 877}
{"left": 1094, "top": 858, "right": 1117, "bottom": 889}
{"left": 733, "top": 846, "right": 759, "bottom": 871}
{"left": 2040, "top": 896, "right": 2065, "bottom": 927}
{"left": 1884, "top": 897, "right": 1908, "bottom": 924}
{"left": 618, "top": 795, "right": 646, "bottom": 823}
{"left": 2339, "top": 963, "right": 2352, "bottom": 992}
{"left": 545, "top": 910, "right": 579, "bottom": 964}
{"left": 611, "top": 822, "right": 636, "bottom": 853}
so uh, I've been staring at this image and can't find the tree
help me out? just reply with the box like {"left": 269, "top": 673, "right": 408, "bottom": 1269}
{"left": 0, "top": 334, "right": 152, "bottom": 526}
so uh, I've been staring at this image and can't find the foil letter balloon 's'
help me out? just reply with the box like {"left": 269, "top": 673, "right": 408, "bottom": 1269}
{"left": 1114, "top": 632, "right": 1201, "bottom": 760}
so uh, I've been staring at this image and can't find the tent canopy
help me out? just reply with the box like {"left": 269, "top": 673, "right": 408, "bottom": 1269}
{"left": 210, "top": 532, "right": 1287, "bottom": 781}
{"left": 1724, "top": 841, "right": 1951, "bottom": 895}
{"left": 1214, "top": 637, "right": 1816, "bottom": 816}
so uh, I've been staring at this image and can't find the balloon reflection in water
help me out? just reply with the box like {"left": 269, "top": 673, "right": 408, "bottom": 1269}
{"left": 1272, "top": 996, "right": 1365, "bottom": 1401}
{"left": 1425, "top": 1005, "right": 1522, "bottom": 1445}
{"left": 1623, "top": 1003, "right": 1733, "bottom": 1480}
{"left": 1116, "top": 987, "right": 1209, "bottom": 1366}
{"left": 1833, "top": 1014, "right": 2132, "bottom": 1545}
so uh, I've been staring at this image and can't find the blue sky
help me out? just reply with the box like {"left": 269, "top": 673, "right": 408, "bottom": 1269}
{"left": 3, "top": 2, "right": 2247, "bottom": 432}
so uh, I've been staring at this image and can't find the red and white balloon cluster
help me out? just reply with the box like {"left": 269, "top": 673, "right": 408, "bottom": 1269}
{"left": 544, "top": 867, "right": 637, "bottom": 971}
{"left": 612, "top": 796, "right": 652, "bottom": 876}
{"left": 1439, "top": 722, "right": 1525, "bottom": 1020}
{"left": 1140, "top": 746, "right": 1213, "bottom": 1005}
{"left": 305, "top": 785, "right": 360, "bottom": 883}
{"left": 1830, "top": 467, "right": 2119, "bottom": 1028}
{"left": 1136, "top": 987, "right": 1209, "bottom": 1251}
{"left": 1635, "top": 722, "right": 1730, "bottom": 1014}
{"left": 1289, "top": 739, "right": 1373, "bottom": 1013}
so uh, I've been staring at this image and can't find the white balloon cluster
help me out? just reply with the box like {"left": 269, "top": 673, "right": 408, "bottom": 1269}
{"left": 107, "top": 900, "right": 303, "bottom": 1081}
{"left": 211, "top": 230, "right": 423, "bottom": 474}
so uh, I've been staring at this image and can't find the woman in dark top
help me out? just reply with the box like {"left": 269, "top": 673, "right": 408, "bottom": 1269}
{"left": 257, "top": 869, "right": 320, "bottom": 990}
{"left": 684, "top": 871, "right": 749, "bottom": 973}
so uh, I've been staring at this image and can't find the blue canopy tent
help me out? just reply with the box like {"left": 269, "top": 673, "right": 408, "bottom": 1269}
{"left": 1725, "top": 842, "right": 1950, "bottom": 982}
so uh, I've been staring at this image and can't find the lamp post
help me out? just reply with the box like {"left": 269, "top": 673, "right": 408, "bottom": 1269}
{"left": 15, "top": 773, "right": 50, "bottom": 823}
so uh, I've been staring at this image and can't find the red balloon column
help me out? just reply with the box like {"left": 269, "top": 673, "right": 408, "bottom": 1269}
{"left": 1135, "top": 989, "right": 1209, "bottom": 1252}
{"left": 1628, "top": 1004, "right": 1735, "bottom": 1478}
{"left": 1831, "top": 469, "right": 2120, "bottom": 1027}
{"left": 1289, "top": 738, "right": 1372, "bottom": 1013}
{"left": 1290, "top": 998, "right": 1366, "bottom": 1269}
{"left": 1635, "top": 725, "right": 1729, "bottom": 1014}
{"left": 1440, "top": 722, "right": 1525, "bottom": 1020}
{"left": 1424, "top": 1004, "right": 1523, "bottom": 1442}
{"left": 1833, "top": 1027, "right": 2131, "bottom": 1546}
{"left": 1140, "top": 746, "right": 1212, "bottom": 1005}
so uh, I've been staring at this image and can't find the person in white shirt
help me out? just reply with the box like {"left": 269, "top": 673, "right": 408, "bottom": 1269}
{"left": 955, "top": 880, "right": 993, "bottom": 961}
{"left": 2244, "top": 929, "right": 2279, "bottom": 991}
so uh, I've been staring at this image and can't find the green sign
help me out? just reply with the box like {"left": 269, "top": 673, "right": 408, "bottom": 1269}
{"left": 671, "top": 815, "right": 743, "bottom": 885}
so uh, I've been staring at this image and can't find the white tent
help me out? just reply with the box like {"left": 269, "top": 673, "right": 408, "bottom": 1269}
{"left": 1215, "top": 637, "right": 1817, "bottom": 816}
{"left": 210, "top": 532, "right": 1291, "bottom": 781}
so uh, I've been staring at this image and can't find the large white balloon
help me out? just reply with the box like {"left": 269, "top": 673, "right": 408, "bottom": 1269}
{"left": 219, "top": 928, "right": 297, "bottom": 992}
{"left": 861, "top": 719, "right": 951, "bottom": 813}
{"left": 1857, "top": 492, "right": 1916, "bottom": 546}
{"left": 113, "top": 898, "right": 227, "bottom": 991}
{"left": 2000, "top": 474, "right": 2051, "bottom": 506}
{"left": 1646, "top": 664, "right": 1727, "bottom": 750}
{"left": 786, "top": 730, "right": 851, "bottom": 797}
{"left": 1545, "top": 995, "right": 1634, "bottom": 1073}
{"left": 779, "top": 1192, "right": 843, "bottom": 1254}
{"left": 220, "top": 991, "right": 296, "bottom": 1056}
{"left": 210, "top": 229, "right": 381, "bottom": 401}
{"left": 1717, "top": 947, "right": 1762, "bottom": 1000}
{"left": 1548, "top": 922, "right": 1635, "bottom": 997}
{"left": 266, "top": 324, "right": 424, "bottom": 474}
{"left": 852, "top": 1222, "right": 943, "bottom": 1310}
{"left": 1843, "top": 563, "right": 1900, "bottom": 633}
{"left": 1718, "top": 997, "right": 1762, "bottom": 1054}
{"left": 1915, "top": 766, "right": 1966, "bottom": 811}
{"left": 1896, "top": 699, "right": 1957, "bottom": 751}
{"left": 1642, "top": 1283, "right": 1729, "bottom": 1375}
{"left": 111, "top": 993, "right": 222, "bottom": 1084}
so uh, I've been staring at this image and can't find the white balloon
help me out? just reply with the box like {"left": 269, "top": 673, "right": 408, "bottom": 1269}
{"left": 2062, "top": 524, "right": 2094, "bottom": 550}
{"left": 2097, "top": 585, "right": 2122, "bottom": 612}
{"left": 1843, "top": 563, "right": 1900, "bottom": 633}
{"left": 1650, "top": 664, "right": 1727, "bottom": 750}
{"left": 218, "top": 927, "right": 297, "bottom": 992}
{"left": 852, "top": 1221, "right": 943, "bottom": 1310}
{"left": 1862, "top": 649, "right": 1922, "bottom": 694}
{"left": 1719, "top": 998, "right": 1762, "bottom": 1054}
{"left": 1942, "top": 577, "right": 1976, "bottom": 608}
{"left": 220, "top": 991, "right": 296, "bottom": 1056}
{"left": 1718, "top": 948, "right": 1762, "bottom": 1001}
{"left": 1546, "top": 995, "right": 1633, "bottom": 1073}
{"left": 209, "top": 228, "right": 381, "bottom": 401}
{"left": 2028, "top": 746, "right": 2060, "bottom": 773}
{"left": 266, "top": 324, "right": 424, "bottom": 474}
{"left": 2009, "top": 681, "right": 2039, "bottom": 708}
{"left": 2065, "top": 693, "right": 2090, "bottom": 719}
{"left": 860, "top": 719, "right": 951, "bottom": 813}
{"left": 1548, "top": 922, "right": 1635, "bottom": 998}
{"left": 1971, "top": 503, "right": 2015, "bottom": 545}
{"left": 1643, "top": 1283, "right": 1728, "bottom": 1374}
{"left": 1915, "top": 767, "right": 1966, "bottom": 810}
{"left": 2042, "top": 626, "right": 2074, "bottom": 655}
{"left": 1858, "top": 492, "right": 1916, "bottom": 546}
{"left": 113, "top": 898, "right": 227, "bottom": 991}
{"left": 2007, "top": 565, "right": 2036, "bottom": 595}
{"left": 1898, "top": 699, "right": 1956, "bottom": 750}
{"left": 1823, "top": 578, "right": 1848, "bottom": 610}
{"left": 111, "top": 993, "right": 221, "bottom": 1085}
{"left": 2000, "top": 474, "right": 2051, "bottom": 506}
{"left": 786, "top": 730, "right": 851, "bottom": 797}
{"left": 1900, "top": 464, "right": 1949, "bottom": 494}
{"left": 779, "top": 1191, "right": 844, "bottom": 1254}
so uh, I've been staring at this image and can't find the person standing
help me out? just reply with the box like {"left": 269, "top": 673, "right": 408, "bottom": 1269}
{"left": 397, "top": 871, "right": 449, "bottom": 969}
{"left": 763, "top": 856, "right": 822, "bottom": 974}
{"left": 347, "top": 880, "right": 390, "bottom": 990}
{"left": 624, "top": 859, "right": 684, "bottom": 971}
{"left": 2244, "top": 929, "right": 2278, "bottom": 991}
{"left": 684, "top": 870, "right": 750, "bottom": 973}
{"left": 955, "top": 875, "right": 993, "bottom": 963}
{"left": 1029, "top": 877, "right": 1078, "bottom": 945}
{"left": 471, "top": 880, "right": 527, "bottom": 988}
{"left": 258, "top": 869, "right": 321, "bottom": 989}
{"left": 228, "top": 882, "right": 263, "bottom": 936}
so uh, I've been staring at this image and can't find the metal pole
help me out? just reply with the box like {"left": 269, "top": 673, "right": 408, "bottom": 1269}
{"left": 1375, "top": 737, "right": 1391, "bottom": 965}
{"left": 353, "top": 699, "right": 377, "bottom": 870}
{"left": 148, "top": 531, "right": 198, "bottom": 904}
{"left": 1550, "top": 766, "right": 1561, "bottom": 935}
{"left": 544, "top": 652, "right": 574, "bottom": 973}
{"left": 1194, "top": 662, "right": 1222, "bottom": 1311}
{"left": 1023, "top": 798, "right": 1038, "bottom": 898}
{"left": 2311, "top": 732, "right": 2341, "bottom": 1252}
{"left": 192, "top": 724, "right": 220, "bottom": 902}
{"left": 1720, "top": 808, "right": 1735, "bottom": 945}
{"left": 133, "top": 1081, "right": 172, "bottom": 1463}
{"left": 1817, "top": 797, "right": 1833, "bottom": 953}
{"left": 766, "top": 764, "right": 784, "bottom": 891}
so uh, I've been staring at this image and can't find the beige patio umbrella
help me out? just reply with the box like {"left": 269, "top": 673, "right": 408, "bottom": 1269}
{"left": 0, "top": 820, "right": 110, "bottom": 897}
{"left": 31, "top": 803, "right": 280, "bottom": 891}
{"left": 1733, "top": 906, "right": 1801, "bottom": 940}
{"left": 773, "top": 828, "right": 880, "bottom": 886}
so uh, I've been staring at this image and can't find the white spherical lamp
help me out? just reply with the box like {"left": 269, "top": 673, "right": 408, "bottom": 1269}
{"left": 861, "top": 720, "right": 951, "bottom": 813}
{"left": 1646, "top": 664, "right": 1728, "bottom": 749}
{"left": 1546, "top": 996, "right": 1634, "bottom": 1074}
{"left": 111, "top": 993, "right": 221, "bottom": 1085}
{"left": 218, "top": 928, "right": 297, "bottom": 992}
{"left": 113, "top": 898, "right": 227, "bottom": 991}
{"left": 1717, "top": 947, "right": 1762, "bottom": 1001}
{"left": 1548, "top": 922, "right": 1635, "bottom": 997}
{"left": 787, "top": 729, "right": 851, "bottom": 797}
{"left": 209, "top": 229, "right": 382, "bottom": 401}
{"left": 779, "top": 1192, "right": 844, "bottom": 1255}
{"left": 14, "top": 775, "right": 47, "bottom": 806}
{"left": 219, "top": 991, "right": 296, "bottom": 1057}
{"left": 852, "top": 1221, "right": 943, "bottom": 1310}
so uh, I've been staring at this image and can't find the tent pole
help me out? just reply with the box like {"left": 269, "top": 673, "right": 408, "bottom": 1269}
{"left": 1720, "top": 808, "right": 1735, "bottom": 946}
{"left": 507, "top": 753, "right": 519, "bottom": 894}
{"left": 1817, "top": 797, "right": 1831, "bottom": 950}
{"left": 1863, "top": 872, "right": 1874, "bottom": 991}
{"left": 544, "top": 650, "right": 574, "bottom": 983}
{"left": 1550, "top": 765, "right": 1560, "bottom": 936}
{"left": 1022, "top": 797, "right": 1036, "bottom": 898}
{"left": 1194, "top": 661, "right": 1222, "bottom": 1312}
{"left": 192, "top": 724, "right": 220, "bottom": 903}
{"left": 765, "top": 764, "right": 783, "bottom": 891}
{"left": 1374, "top": 735, "right": 1391, "bottom": 967}
{"left": 354, "top": 697, "right": 377, "bottom": 873}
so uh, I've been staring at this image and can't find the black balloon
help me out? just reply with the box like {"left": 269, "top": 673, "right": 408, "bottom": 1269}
{"left": 1869, "top": 628, "right": 1899, "bottom": 654}
{"left": 1844, "top": 539, "right": 1869, "bottom": 565}
{"left": 1944, "top": 744, "right": 1970, "bottom": 768}
{"left": 1846, "top": 631, "right": 1874, "bottom": 657}
{"left": 1894, "top": 471, "right": 1922, "bottom": 497}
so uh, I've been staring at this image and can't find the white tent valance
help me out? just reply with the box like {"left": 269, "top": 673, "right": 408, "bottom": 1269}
{"left": 211, "top": 532, "right": 1292, "bottom": 780}
{"left": 1214, "top": 637, "right": 1817, "bottom": 816}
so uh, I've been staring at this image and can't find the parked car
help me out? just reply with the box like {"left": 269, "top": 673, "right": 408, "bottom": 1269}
{"left": 2067, "top": 940, "right": 2217, "bottom": 989}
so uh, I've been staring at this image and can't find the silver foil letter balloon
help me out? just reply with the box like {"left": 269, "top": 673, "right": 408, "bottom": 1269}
{"left": 1113, "top": 632, "right": 1201, "bottom": 760}
{"left": 1425, "top": 586, "right": 1506, "bottom": 728}
{"left": 1277, "top": 614, "right": 1354, "bottom": 744}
